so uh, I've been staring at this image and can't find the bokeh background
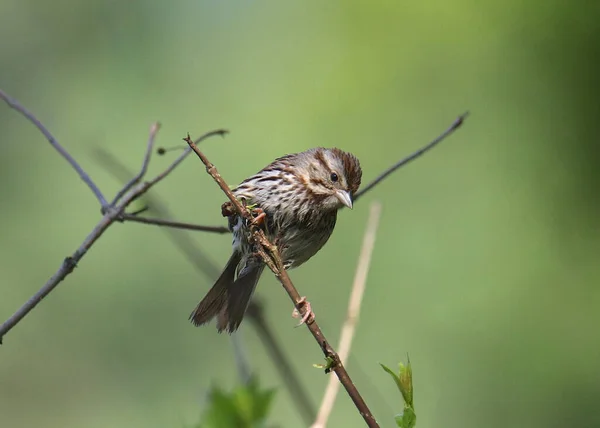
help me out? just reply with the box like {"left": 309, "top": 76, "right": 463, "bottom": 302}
{"left": 1, "top": 1, "right": 599, "bottom": 427}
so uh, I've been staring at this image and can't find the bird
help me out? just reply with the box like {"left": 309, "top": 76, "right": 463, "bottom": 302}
{"left": 189, "top": 147, "right": 362, "bottom": 333}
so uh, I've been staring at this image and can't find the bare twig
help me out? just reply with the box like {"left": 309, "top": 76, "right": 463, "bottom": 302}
{"left": 0, "top": 89, "right": 109, "bottom": 208}
{"left": 311, "top": 201, "right": 382, "bottom": 428}
{"left": 119, "top": 214, "right": 230, "bottom": 234}
{"left": 146, "top": 130, "right": 228, "bottom": 188}
{"left": 110, "top": 122, "right": 161, "bottom": 206}
{"left": 183, "top": 134, "right": 380, "bottom": 428}
{"left": 0, "top": 95, "right": 225, "bottom": 343}
{"left": 353, "top": 112, "right": 469, "bottom": 202}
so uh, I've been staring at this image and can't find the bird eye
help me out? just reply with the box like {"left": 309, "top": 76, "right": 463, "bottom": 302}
{"left": 330, "top": 172, "right": 339, "bottom": 182}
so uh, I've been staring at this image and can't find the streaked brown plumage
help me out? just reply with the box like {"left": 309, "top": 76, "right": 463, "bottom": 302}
{"left": 190, "top": 147, "right": 362, "bottom": 333}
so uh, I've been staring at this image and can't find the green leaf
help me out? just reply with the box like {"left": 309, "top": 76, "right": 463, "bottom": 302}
{"left": 199, "top": 386, "right": 243, "bottom": 428}
{"left": 313, "top": 356, "right": 335, "bottom": 373}
{"left": 398, "top": 358, "right": 413, "bottom": 406}
{"left": 195, "top": 377, "right": 276, "bottom": 428}
{"left": 380, "top": 363, "right": 403, "bottom": 396}
{"left": 394, "top": 408, "right": 417, "bottom": 428}
{"left": 381, "top": 358, "right": 416, "bottom": 427}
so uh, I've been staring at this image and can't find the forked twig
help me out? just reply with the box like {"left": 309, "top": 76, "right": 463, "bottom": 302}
{"left": 183, "top": 134, "right": 380, "bottom": 428}
{"left": 0, "top": 89, "right": 227, "bottom": 343}
{"left": 110, "top": 122, "right": 161, "bottom": 206}
{"left": 311, "top": 201, "right": 382, "bottom": 428}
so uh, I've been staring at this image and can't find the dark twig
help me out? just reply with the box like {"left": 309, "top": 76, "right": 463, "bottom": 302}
{"left": 110, "top": 122, "right": 161, "bottom": 206}
{"left": 146, "top": 130, "right": 228, "bottom": 188}
{"left": 0, "top": 89, "right": 109, "bottom": 208}
{"left": 353, "top": 111, "right": 469, "bottom": 202}
{"left": 127, "top": 206, "right": 150, "bottom": 216}
{"left": 119, "top": 214, "right": 230, "bottom": 234}
{"left": 0, "top": 94, "right": 225, "bottom": 343}
{"left": 0, "top": 215, "right": 113, "bottom": 344}
{"left": 183, "top": 134, "right": 380, "bottom": 428}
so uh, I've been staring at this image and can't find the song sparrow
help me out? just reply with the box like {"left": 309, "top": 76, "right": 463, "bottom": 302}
{"left": 189, "top": 147, "right": 362, "bottom": 333}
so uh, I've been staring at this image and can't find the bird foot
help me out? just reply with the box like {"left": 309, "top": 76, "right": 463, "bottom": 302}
{"left": 292, "top": 296, "right": 315, "bottom": 327}
{"left": 251, "top": 207, "right": 267, "bottom": 226}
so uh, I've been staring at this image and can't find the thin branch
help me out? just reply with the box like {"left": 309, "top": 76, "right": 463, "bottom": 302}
{"left": 354, "top": 111, "right": 469, "bottom": 202}
{"left": 183, "top": 134, "right": 380, "bottom": 428}
{"left": 0, "top": 88, "right": 109, "bottom": 208}
{"left": 311, "top": 201, "right": 382, "bottom": 428}
{"left": 146, "top": 129, "right": 228, "bottom": 188}
{"left": 110, "top": 122, "right": 161, "bottom": 206}
{"left": 0, "top": 98, "right": 225, "bottom": 343}
{"left": 0, "top": 215, "right": 113, "bottom": 344}
{"left": 119, "top": 214, "right": 230, "bottom": 234}
{"left": 127, "top": 206, "right": 150, "bottom": 216}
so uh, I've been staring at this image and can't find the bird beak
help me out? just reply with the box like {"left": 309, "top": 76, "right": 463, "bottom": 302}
{"left": 335, "top": 190, "right": 353, "bottom": 209}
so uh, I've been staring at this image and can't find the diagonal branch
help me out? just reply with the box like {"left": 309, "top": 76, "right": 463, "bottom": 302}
{"left": 183, "top": 134, "right": 380, "bottom": 428}
{"left": 311, "top": 201, "right": 382, "bottom": 428}
{"left": 353, "top": 112, "right": 469, "bottom": 203}
{"left": 0, "top": 89, "right": 109, "bottom": 208}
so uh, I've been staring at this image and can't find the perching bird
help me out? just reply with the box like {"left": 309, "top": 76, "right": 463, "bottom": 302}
{"left": 189, "top": 147, "right": 362, "bottom": 333}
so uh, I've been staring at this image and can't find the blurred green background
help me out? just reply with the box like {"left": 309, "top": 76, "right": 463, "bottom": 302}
{"left": 1, "top": 1, "right": 599, "bottom": 427}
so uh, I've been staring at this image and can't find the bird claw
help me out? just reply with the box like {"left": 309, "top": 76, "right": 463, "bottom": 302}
{"left": 292, "top": 296, "right": 314, "bottom": 327}
{"left": 251, "top": 207, "right": 267, "bottom": 226}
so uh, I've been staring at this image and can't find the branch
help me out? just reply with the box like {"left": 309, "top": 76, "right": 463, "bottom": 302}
{"left": 0, "top": 91, "right": 226, "bottom": 343}
{"left": 0, "top": 89, "right": 109, "bottom": 208}
{"left": 183, "top": 134, "right": 380, "bottom": 428}
{"left": 311, "top": 201, "right": 382, "bottom": 428}
{"left": 110, "top": 122, "right": 161, "bottom": 206}
{"left": 146, "top": 130, "right": 228, "bottom": 189}
{"left": 119, "top": 214, "right": 230, "bottom": 234}
{"left": 353, "top": 111, "right": 469, "bottom": 202}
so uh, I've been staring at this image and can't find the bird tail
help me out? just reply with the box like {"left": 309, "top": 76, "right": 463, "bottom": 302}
{"left": 222, "top": 263, "right": 264, "bottom": 333}
{"left": 189, "top": 251, "right": 240, "bottom": 329}
{"left": 189, "top": 252, "right": 264, "bottom": 333}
